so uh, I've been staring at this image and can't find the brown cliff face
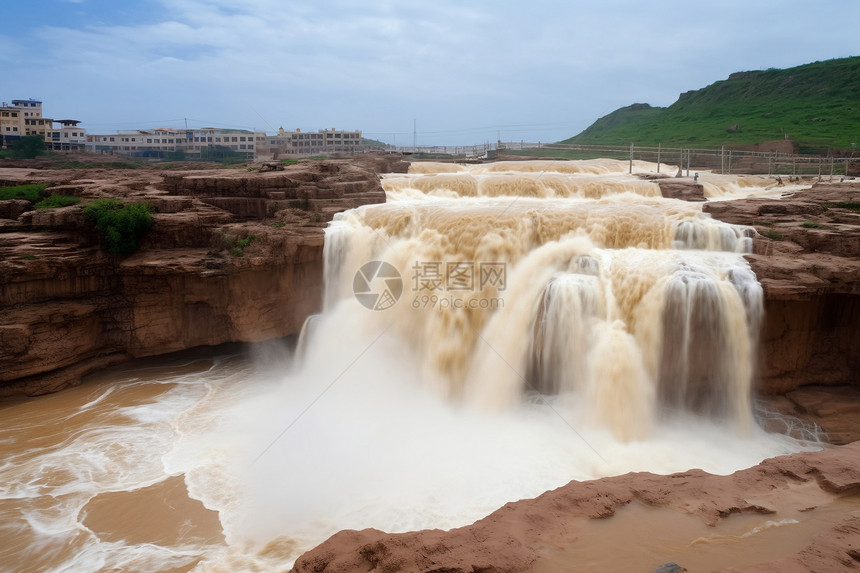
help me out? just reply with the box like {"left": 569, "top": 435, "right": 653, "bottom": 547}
{"left": 0, "top": 155, "right": 407, "bottom": 396}
{"left": 702, "top": 183, "right": 860, "bottom": 395}
{"left": 702, "top": 182, "right": 860, "bottom": 444}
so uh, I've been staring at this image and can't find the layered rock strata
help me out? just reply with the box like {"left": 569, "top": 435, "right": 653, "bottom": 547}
{"left": 0, "top": 155, "right": 406, "bottom": 396}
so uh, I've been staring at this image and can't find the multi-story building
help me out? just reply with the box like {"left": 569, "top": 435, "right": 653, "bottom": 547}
{"left": 86, "top": 127, "right": 266, "bottom": 160}
{"left": 2, "top": 97, "right": 365, "bottom": 160}
{"left": 268, "top": 127, "right": 363, "bottom": 157}
{"left": 0, "top": 99, "right": 87, "bottom": 151}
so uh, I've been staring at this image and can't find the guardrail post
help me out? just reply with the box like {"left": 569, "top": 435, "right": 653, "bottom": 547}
{"left": 629, "top": 142, "right": 634, "bottom": 173}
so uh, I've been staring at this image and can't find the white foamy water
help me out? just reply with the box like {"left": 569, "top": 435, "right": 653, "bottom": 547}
{"left": 0, "top": 159, "right": 818, "bottom": 572}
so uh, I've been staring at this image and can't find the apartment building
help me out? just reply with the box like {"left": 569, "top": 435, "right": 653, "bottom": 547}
{"left": 86, "top": 127, "right": 266, "bottom": 160}
{"left": 1, "top": 97, "right": 365, "bottom": 160}
{"left": 269, "top": 127, "right": 363, "bottom": 156}
{"left": 0, "top": 99, "right": 87, "bottom": 151}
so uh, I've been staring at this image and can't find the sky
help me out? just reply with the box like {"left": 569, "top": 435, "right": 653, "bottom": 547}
{"left": 2, "top": 0, "right": 857, "bottom": 147}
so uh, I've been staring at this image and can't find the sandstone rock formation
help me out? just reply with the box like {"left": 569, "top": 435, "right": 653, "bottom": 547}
{"left": 292, "top": 441, "right": 860, "bottom": 573}
{"left": 703, "top": 182, "right": 860, "bottom": 444}
{"left": 0, "top": 155, "right": 407, "bottom": 396}
{"left": 656, "top": 177, "right": 706, "bottom": 201}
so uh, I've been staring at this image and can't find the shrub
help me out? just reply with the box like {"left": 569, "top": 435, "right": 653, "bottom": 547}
{"left": 762, "top": 229, "right": 785, "bottom": 241}
{"left": 828, "top": 202, "right": 860, "bottom": 212}
{"left": 5, "top": 136, "right": 46, "bottom": 159}
{"left": 801, "top": 221, "right": 831, "bottom": 229}
{"left": 83, "top": 199, "right": 153, "bottom": 255}
{"left": 0, "top": 184, "right": 47, "bottom": 202}
{"left": 34, "top": 195, "right": 80, "bottom": 209}
{"left": 220, "top": 233, "right": 255, "bottom": 256}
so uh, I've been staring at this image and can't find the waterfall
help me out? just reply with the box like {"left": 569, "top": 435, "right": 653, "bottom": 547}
{"left": 308, "top": 162, "right": 765, "bottom": 439}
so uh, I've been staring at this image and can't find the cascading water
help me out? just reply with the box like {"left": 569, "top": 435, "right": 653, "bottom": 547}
{"left": 0, "top": 159, "right": 818, "bottom": 572}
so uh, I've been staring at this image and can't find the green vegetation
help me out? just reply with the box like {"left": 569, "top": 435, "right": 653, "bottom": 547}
{"left": 563, "top": 57, "right": 860, "bottom": 149}
{"left": 762, "top": 229, "right": 786, "bottom": 241}
{"left": 34, "top": 195, "right": 80, "bottom": 209}
{"left": 801, "top": 221, "right": 832, "bottom": 229}
{"left": 83, "top": 199, "right": 154, "bottom": 255}
{"left": 0, "top": 183, "right": 47, "bottom": 202}
{"left": 360, "top": 137, "right": 388, "bottom": 149}
{"left": 823, "top": 201, "right": 860, "bottom": 212}
{"left": 221, "top": 233, "right": 256, "bottom": 256}
{"left": 280, "top": 158, "right": 299, "bottom": 166}
{"left": 0, "top": 184, "right": 80, "bottom": 209}
{"left": 0, "top": 136, "right": 47, "bottom": 159}
{"left": 269, "top": 221, "right": 286, "bottom": 228}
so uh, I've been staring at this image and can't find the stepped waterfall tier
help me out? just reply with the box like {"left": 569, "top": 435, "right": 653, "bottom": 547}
{"left": 0, "top": 160, "right": 818, "bottom": 572}
{"left": 323, "top": 160, "right": 760, "bottom": 437}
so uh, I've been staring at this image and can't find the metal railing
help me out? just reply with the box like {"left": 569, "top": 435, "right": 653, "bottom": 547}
{"left": 494, "top": 142, "right": 857, "bottom": 177}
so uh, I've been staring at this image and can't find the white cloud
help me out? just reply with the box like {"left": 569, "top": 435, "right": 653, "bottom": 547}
{"left": 4, "top": 0, "right": 859, "bottom": 144}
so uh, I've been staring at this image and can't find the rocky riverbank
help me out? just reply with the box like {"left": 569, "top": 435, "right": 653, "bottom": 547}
{"left": 0, "top": 154, "right": 406, "bottom": 396}
{"left": 292, "top": 442, "right": 860, "bottom": 573}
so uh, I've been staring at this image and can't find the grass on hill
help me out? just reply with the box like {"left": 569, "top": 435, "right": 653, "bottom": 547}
{"left": 563, "top": 57, "right": 860, "bottom": 149}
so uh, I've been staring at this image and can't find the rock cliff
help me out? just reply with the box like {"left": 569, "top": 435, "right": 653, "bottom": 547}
{"left": 703, "top": 182, "right": 860, "bottom": 444}
{"left": 0, "top": 155, "right": 407, "bottom": 396}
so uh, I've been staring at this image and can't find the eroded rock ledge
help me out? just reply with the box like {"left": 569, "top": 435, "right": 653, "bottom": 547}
{"left": 0, "top": 155, "right": 407, "bottom": 396}
{"left": 292, "top": 442, "right": 860, "bottom": 573}
{"left": 703, "top": 182, "right": 860, "bottom": 444}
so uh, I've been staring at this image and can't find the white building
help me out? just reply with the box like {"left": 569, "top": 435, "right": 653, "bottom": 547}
{"left": 86, "top": 127, "right": 266, "bottom": 160}
{"left": 268, "top": 127, "right": 363, "bottom": 157}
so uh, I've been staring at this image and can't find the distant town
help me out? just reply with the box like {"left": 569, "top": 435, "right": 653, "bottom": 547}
{"left": 0, "top": 98, "right": 367, "bottom": 160}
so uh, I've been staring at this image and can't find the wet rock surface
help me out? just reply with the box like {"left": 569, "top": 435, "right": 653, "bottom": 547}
{"left": 292, "top": 442, "right": 860, "bottom": 573}
{"left": 704, "top": 182, "right": 860, "bottom": 395}
{"left": 0, "top": 154, "right": 407, "bottom": 396}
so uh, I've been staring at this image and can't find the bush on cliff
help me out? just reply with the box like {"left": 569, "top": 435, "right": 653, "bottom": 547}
{"left": 83, "top": 198, "right": 154, "bottom": 255}
{"left": 0, "top": 184, "right": 47, "bottom": 202}
{"left": 35, "top": 195, "right": 80, "bottom": 209}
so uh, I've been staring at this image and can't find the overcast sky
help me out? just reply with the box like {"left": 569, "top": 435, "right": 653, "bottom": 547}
{"left": 2, "top": 0, "right": 857, "bottom": 146}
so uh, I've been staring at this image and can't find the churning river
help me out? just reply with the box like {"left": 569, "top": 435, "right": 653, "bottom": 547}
{"left": 0, "top": 159, "right": 818, "bottom": 572}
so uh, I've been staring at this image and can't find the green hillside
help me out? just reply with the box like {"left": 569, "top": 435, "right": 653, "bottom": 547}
{"left": 563, "top": 57, "right": 860, "bottom": 151}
